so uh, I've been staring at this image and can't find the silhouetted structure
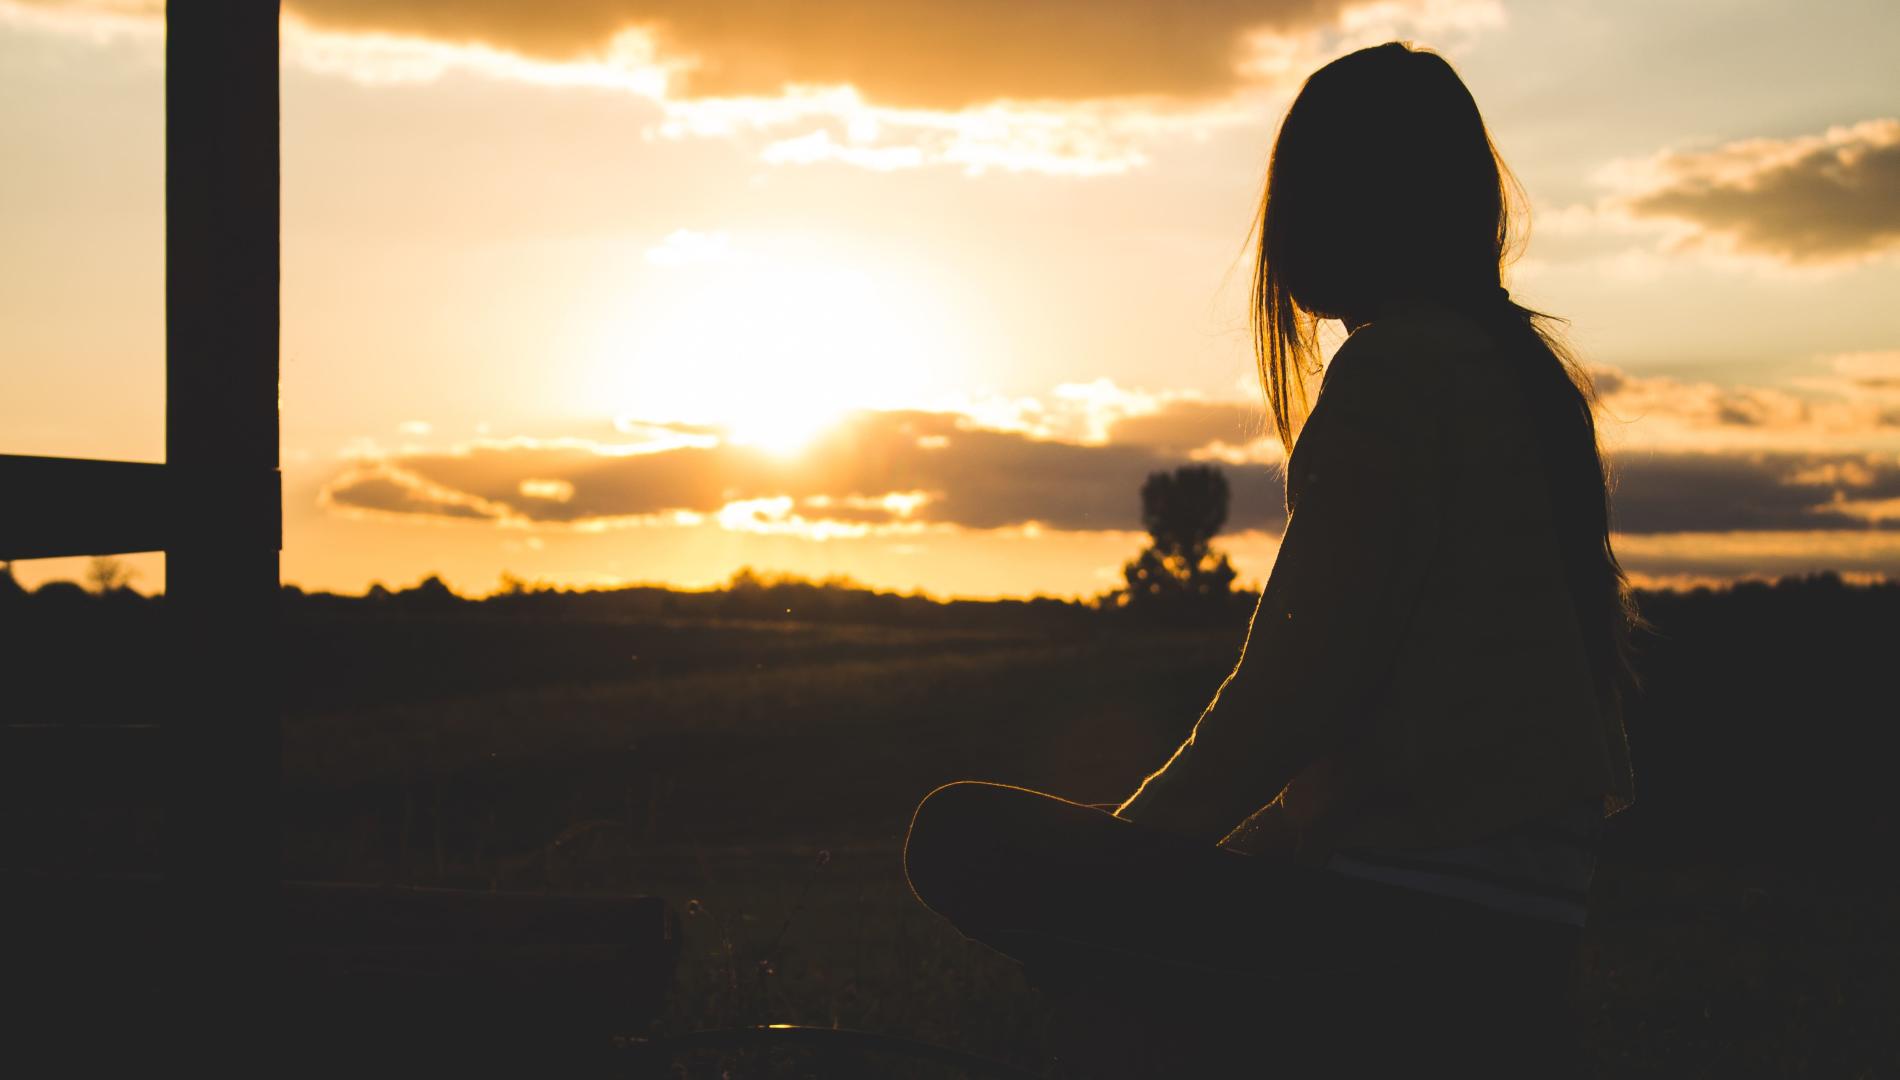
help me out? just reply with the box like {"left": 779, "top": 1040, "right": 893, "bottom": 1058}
{"left": 3, "top": 12, "right": 681, "bottom": 1069}
{"left": 0, "top": 8, "right": 284, "bottom": 1069}
{"left": 1120, "top": 464, "right": 1239, "bottom": 615}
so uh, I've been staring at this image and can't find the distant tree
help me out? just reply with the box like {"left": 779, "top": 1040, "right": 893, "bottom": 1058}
{"left": 31, "top": 579, "right": 90, "bottom": 606}
{"left": 1120, "top": 464, "right": 1239, "bottom": 615}
{"left": 399, "top": 574, "right": 462, "bottom": 612}
{"left": 86, "top": 556, "right": 136, "bottom": 595}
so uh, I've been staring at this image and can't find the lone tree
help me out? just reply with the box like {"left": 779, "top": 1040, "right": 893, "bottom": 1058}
{"left": 85, "top": 556, "right": 136, "bottom": 595}
{"left": 1121, "top": 464, "right": 1238, "bottom": 612}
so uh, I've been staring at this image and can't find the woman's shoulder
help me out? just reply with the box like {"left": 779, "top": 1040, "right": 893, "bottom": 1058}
{"left": 1292, "top": 300, "right": 1500, "bottom": 488}
{"left": 1315, "top": 302, "right": 1496, "bottom": 440}
{"left": 1328, "top": 299, "right": 1495, "bottom": 382}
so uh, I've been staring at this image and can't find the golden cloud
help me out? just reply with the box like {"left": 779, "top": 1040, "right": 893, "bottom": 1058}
{"left": 316, "top": 388, "right": 1900, "bottom": 548}
{"left": 1592, "top": 360, "right": 1900, "bottom": 454}
{"left": 319, "top": 402, "right": 1293, "bottom": 535}
{"left": 1610, "top": 119, "right": 1900, "bottom": 265}
{"left": 285, "top": 0, "right": 1346, "bottom": 109}
{"left": 10, "top": 0, "right": 1505, "bottom": 175}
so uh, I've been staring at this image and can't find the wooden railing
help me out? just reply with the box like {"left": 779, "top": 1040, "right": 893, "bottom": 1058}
{"left": 1, "top": 11, "right": 700, "bottom": 1070}
{"left": 1, "top": 3, "right": 283, "bottom": 1067}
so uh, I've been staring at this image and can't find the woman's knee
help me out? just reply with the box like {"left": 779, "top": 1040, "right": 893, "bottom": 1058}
{"left": 905, "top": 782, "right": 996, "bottom": 865}
{"left": 902, "top": 781, "right": 1021, "bottom": 910}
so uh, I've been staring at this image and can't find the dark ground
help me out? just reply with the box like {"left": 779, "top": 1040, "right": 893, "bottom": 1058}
{"left": 4, "top": 572, "right": 1896, "bottom": 1076}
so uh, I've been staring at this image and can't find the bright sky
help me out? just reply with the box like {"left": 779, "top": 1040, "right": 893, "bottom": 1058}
{"left": 4, "top": 0, "right": 1899, "bottom": 598}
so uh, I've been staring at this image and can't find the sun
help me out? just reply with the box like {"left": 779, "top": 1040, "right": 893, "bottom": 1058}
{"left": 588, "top": 243, "right": 961, "bottom": 456}
{"left": 718, "top": 386, "right": 849, "bottom": 456}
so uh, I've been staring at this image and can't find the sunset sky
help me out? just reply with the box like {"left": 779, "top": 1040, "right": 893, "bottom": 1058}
{"left": 4, "top": 0, "right": 1898, "bottom": 598}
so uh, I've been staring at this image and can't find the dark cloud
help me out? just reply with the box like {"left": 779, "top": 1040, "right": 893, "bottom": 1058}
{"left": 1613, "top": 452, "right": 1900, "bottom": 534}
{"left": 1622, "top": 119, "right": 1900, "bottom": 263}
{"left": 1591, "top": 360, "right": 1900, "bottom": 439}
{"left": 1106, "top": 399, "right": 1266, "bottom": 453}
{"left": 323, "top": 406, "right": 1900, "bottom": 542}
{"left": 324, "top": 407, "right": 1292, "bottom": 534}
{"left": 286, "top": 0, "right": 1345, "bottom": 108}
{"left": 322, "top": 471, "right": 495, "bottom": 520}
{"left": 410, "top": 442, "right": 737, "bottom": 521}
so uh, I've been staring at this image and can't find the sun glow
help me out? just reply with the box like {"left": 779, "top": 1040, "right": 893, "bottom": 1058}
{"left": 586, "top": 242, "right": 967, "bottom": 456}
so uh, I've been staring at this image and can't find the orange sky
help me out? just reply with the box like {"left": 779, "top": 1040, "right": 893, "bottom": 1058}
{"left": 4, "top": 0, "right": 1899, "bottom": 598}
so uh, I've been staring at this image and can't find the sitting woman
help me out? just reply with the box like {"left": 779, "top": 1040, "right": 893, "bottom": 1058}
{"left": 902, "top": 41, "right": 1639, "bottom": 1078}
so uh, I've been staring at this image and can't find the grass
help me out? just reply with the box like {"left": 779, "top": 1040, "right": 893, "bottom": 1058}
{"left": 267, "top": 605, "right": 1900, "bottom": 1077}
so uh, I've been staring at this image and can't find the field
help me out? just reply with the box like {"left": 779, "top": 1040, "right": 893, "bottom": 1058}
{"left": 8, "top": 575, "right": 1899, "bottom": 1075}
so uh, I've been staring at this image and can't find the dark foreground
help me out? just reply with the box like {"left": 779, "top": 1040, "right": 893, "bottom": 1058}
{"left": 6, "top": 574, "right": 1897, "bottom": 1075}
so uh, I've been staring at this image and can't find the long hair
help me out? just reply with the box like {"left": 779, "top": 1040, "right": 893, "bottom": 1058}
{"left": 1249, "top": 41, "right": 1642, "bottom": 708}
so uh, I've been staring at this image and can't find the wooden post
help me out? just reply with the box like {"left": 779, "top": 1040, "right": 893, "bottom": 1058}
{"left": 165, "top": 0, "right": 282, "bottom": 1057}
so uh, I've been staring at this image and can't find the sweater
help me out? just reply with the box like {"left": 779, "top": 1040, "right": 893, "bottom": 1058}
{"left": 1117, "top": 298, "right": 1636, "bottom": 863}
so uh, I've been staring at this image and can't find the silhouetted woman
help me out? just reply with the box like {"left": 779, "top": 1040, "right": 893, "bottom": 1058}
{"left": 903, "top": 42, "right": 1638, "bottom": 1078}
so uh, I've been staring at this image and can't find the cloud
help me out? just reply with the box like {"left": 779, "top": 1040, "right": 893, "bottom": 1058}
{"left": 1111, "top": 398, "right": 1269, "bottom": 455}
{"left": 318, "top": 375, "right": 1900, "bottom": 555}
{"left": 4, "top": 0, "right": 1502, "bottom": 176}
{"left": 1613, "top": 451, "right": 1900, "bottom": 534}
{"left": 321, "top": 402, "right": 1292, "bottom": 536}
{"left": 1592, "top": 360, "right": 1900, "bottom": 453}
{"left": 284, "top": 0, "right": 1353, "bottom": 110}
{"left": 517, "top": 478, "right": 576, "bottom": 502}
{"left": 1790, "top": 350, "right": 1900, "bottom": 403}
{"left": 953, "top": 378, "right": 1279, "bottom": 459}
{"left": 320, "top": 462, "right": 515, "bottom": 522}
{"left": 1607, "top": 119, "right": 1900, "bottom": 265}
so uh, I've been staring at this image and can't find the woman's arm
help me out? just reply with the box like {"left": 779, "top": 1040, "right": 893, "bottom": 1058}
{"left": 1115, "top": 327, "right": 1448, "bottom": 842}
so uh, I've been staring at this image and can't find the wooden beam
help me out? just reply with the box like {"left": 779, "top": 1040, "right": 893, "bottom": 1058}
{"left": 0, "top": 454, "right": 171, "bottom": 560}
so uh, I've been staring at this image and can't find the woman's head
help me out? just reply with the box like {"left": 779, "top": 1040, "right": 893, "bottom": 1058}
{"left": 1253, "top": 42, "right": 1521, "bottom": 441}
{"left": 1274, "top": 44, "right": 1514, "bottom": 317}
